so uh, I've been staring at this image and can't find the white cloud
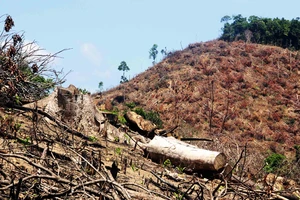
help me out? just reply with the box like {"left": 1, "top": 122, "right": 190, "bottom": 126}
{"left": 21, "top": 40, "right": 59, "bottom": 66}
{"left": 80, "top": 43, "right": 102, "bottom": 66}
{"left": 1, "top": 39, "right": 58, "bottom": 66}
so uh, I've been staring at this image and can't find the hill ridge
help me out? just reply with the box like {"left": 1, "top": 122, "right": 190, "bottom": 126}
{"left": 99, "top": 40, "right": 300, "bottom": 165}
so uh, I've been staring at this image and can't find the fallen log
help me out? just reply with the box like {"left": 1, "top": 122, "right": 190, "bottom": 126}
{"left": 144, "top": 136, "right": 226, "bottom": 171}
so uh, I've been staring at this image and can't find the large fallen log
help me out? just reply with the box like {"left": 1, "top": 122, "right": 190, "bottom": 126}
{"left": 144, "top": 136, "right": 227, "bottom": 172}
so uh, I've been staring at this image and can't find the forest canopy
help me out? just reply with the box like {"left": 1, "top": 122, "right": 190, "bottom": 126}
{"left": 220, "top": 14, "right": 300, "bottom": 50}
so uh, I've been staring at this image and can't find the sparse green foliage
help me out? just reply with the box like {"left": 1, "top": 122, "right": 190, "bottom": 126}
{"left": 160, "top": 47, "right": 168, "bottom": 58}
{"left": 118, "top": 115, "right": 127, "bottom": 125}
{"left": 98, "top": 81, "right": 103, "bottom": 91}
{"left": 149, "top": 44, "right": 158, "bottom": 65}
{"left": 118, "top": 61, "right": 130, "bottom": 72}
{"left": 173, "top": 192, "right": 184, "bottom": 200}
{"left": 18, "top": 136, "right": 31, "bottom": 145}
{"left": 163, "top": 159, "right": 172, "bottom": 168}
{"left": 78, "top": 88, "right": 90, "bottom": 94}
{"left": 264, "top": 153, "right": 286, "bottom": 173}
{"left": 134, "top": 107, "right": 146, "bottom": 118}
{"left": 14, "top": 122, "right": 22, "bottom": 132}
{"left": 118, "top": 61, "right": 130, "bottom": 84}
{"left": 284, "top": 117, "right": 295, "bottom": 126}
{"left": 19, "top": 64, "right": 56, "bottom": 96}
{"left": 126, "top": 102, "right": 136, "bottom": 109}
{"left": 134, "top": 107, "right": 163, "bottom": 128}
{"left": 114, "top": 137, "right": 120, "bottom": 143}
{"left": 120, "top": 75, "right": 128, "bottom": 83}
{"left": 115, "top": 147, "right": 122, "bottom": 155}
{"left": 88, "top": 136, "right": 97, "bottom": 142}
{"left": 176, "top": 165, "right": 186, "bottom": 174}
{"left": 146, "top": 110, "right": 163, "bottom": 128}
{"left": 14, "top": 94, "right": 21, "bottom": 105}
{"left": 130, "top": 163, "right": 138, "bottom": 172}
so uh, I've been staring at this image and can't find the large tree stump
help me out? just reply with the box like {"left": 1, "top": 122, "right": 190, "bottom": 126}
{"left": 145, "top": 136, "right": 227, "bottom": 171}
{"left": 24, "top": 85, "right": 105, "bottom": 135}
{"left": 23, "top": 85, "right": 131, "bottom": 142}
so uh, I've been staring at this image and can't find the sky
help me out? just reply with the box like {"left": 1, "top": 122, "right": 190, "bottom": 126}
{"left": 1, "top": 0, "right": 300, "bottom": 92}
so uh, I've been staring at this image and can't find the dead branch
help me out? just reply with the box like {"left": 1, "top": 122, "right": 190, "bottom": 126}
{"left": 7, "top": 104, "right": 104, "bottom": 144}
{"left": 122, "top": 182, "right": 171, "bottom": 200}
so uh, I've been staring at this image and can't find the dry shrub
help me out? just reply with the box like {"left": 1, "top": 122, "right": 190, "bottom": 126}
{"left": 203, "top": 67, "right": 217, "bottom": 76}
{"left": 273, "top": 131, "right": 289, "bottom": 143}
{"left": 271, "top": 111, "right": 282, "bottom": 122}
{"left": 198, "top": 135, "right": 266, "bottom": 179}
{"left": 252, "top": 48, "right": 272, "bottom": 57}
{"left": 254, "top": 131, "right": 265, "bottom": 141}
{"left": 166, "top": 50, "right": 182, "bottom": 63}
{"left": 245, "top": 43, "right": 256, "bottom": 53}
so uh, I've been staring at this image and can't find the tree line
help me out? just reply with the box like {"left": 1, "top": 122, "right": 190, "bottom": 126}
{"left": 220, "top": 14, "right": 300, "bottom": 50}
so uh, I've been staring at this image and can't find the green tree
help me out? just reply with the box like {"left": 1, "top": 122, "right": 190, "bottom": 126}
{"left": 118, "top": 61, "right": 130, "bottom": 83}
{"left": 220, "top": 14, "right": 300, "bottom": 50}
{"left": 231, "top": 14, "right": 248, "bottom": 40}
{"left": 98, "top": 81, "right": 103, "bottom": 91}
{"left": 149, "top": 44, "right": 158, "bottom": 65}
{"left": 161, "top": 47, "right": 168, "bottom": 58}
{"left": 290, "top": 19, "right": 300, "bottom": 49}
{"left": 221, "top": 15, "right": 232, "bottom": 23}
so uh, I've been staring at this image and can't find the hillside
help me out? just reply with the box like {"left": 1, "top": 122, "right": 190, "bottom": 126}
{"left": 1, "top": 14, "right": 300, "bottom": 199}
{"left": 0, "top": 40, "right": 300, "bottom": 199}
{"left": 98, "top": 40, "right": 300, "bottom": 172}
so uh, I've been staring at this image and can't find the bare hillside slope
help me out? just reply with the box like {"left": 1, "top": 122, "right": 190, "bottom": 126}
{"left": 99, "top": 40, "right": 300, "bottom": 163}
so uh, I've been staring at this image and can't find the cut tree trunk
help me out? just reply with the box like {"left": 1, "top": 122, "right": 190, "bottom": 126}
{"left": 144, "top": 136, "right": 227, "bottom": 171}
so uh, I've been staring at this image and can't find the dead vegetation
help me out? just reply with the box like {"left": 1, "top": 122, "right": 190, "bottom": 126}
{"left": 0, "top": 94, "right": 299, "bottom": 199}
{"left": 100, "top": 40, "right": 300, "bottom": 177}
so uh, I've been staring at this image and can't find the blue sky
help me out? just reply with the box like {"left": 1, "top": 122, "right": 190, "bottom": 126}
{"left": 2, "top": 0, "right": 300, "bottom": 92}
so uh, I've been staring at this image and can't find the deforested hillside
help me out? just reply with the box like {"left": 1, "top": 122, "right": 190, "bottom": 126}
{"left": 1, "top": 13, "right": 300, "bottom": 198}
{"left": 99, "top": 40, "right": 300, "bottom": 167}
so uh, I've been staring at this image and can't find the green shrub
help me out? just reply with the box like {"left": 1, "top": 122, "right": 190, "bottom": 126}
{"left": 146, "top": 110, "right": 163, "bottom": 128}
{"left": 88, "top": 136, "right": 97, "bottom": 142}
{"left": 115, "top": 147, "right": 122, "bottom": 155}
{"left": 126, "top": 102, "right": 136, "bottom": 109}
{"left": 134, "top": 107, "right": 147, "bottom": 118}
{"left": 18, "top": 136, "right": 31, "bottom": 145}
{"left": 163, "top": 159, "right": 172, "bottom": 168}
{"left": 134, "top": 107, "right": 163, "bottom": 128}
{"left": 118, "top": 115, "right": 127, "bottom": 125}
{"left": 264, "top": 153, "right": 286, "bottom": 173}
{"left": 78, "top": 88, "right": 90, "bottom": 94}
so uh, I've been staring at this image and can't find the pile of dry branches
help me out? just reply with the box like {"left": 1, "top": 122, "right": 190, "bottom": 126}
{"left": 0, "top": 104, "right": 298, "bottom": 199}
{"left": 0, "top": 14, "right": 68, "bottom": 106}
{"left": 0, "top": 106, "right": 131, "bottom": 199}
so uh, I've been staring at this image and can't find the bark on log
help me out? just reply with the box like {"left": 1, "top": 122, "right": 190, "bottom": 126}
{"left": 145, "top": 136, "right": 226, "bottom": 171}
